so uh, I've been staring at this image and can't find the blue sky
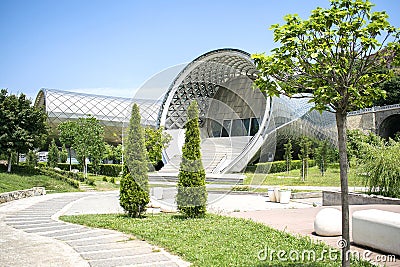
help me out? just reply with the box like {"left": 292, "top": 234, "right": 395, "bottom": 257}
{"left": 0, "top": 0, "right": 399, "bottom": 101}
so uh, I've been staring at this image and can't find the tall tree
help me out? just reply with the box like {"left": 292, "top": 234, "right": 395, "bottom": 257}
{"left": 58, "top": 121, "right": 77, "bottom": 171}
{"left": 47, "top": 139, "right": 59, "bottom": 168}
{"left": 60, "top": 144, "right": 68, "bottom": 163}
{"left": 252, "top": 1, "right": 399, "bottom": 265}
{"left": 144, "top": 126, "right": 172, "bottom": 170}
{"left": 283, "top": 138, "right": 293, "bottom": 173}
{"left": 26, "top": 150, "right": 38, "bottom": 167}
{"left": 0, "top": 89, "right": 48, "bottom": 172}
{"left": 298, "top": 136, "right": 312, "bottom": 181}
{"left": 120, "top": 104, "right": 149, "bottom": 217}
{"left": 176, "top": 101, "right": 207, "bottom": 218}
{"left": 73, "top": 116, "right": 105, "bottom": 176}
{"left": 316, "top": 140, "right": 329, "bottom": 176}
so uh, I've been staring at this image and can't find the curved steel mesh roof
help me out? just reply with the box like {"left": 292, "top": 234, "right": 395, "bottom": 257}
{"left": 35, "top": 89, "right": 161, "bottom": 144}
{"left": 158, "top": 49, "right": 259, "bottom": 129}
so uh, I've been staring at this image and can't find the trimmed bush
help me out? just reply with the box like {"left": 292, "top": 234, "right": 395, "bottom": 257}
{"left": 255, "top": 160, "right": 316, "bottom": 174}
{"left": 120, "top": 103, "right": 149, "bottom": 218}
{"left": 176, "top": 101, "right": 207, "bottom": 218}
{"left": 100, "top": 164, "right": 122, "bottom": 177}
{"left": 39, "top": 168, "right": 80, "bottom": 188}
{"left": 57, "top": 163, "right": 80, "bottom": 171}
{"left": 0, "top": 165, "right": 40, "bottom": 175}
{"left": 58, "top": 163, "right": 122, "bottom": 177}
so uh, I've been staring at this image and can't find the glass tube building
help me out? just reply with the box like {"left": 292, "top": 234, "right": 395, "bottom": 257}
{"left": 35, "top": 48, "right": 337, "bottom": 173}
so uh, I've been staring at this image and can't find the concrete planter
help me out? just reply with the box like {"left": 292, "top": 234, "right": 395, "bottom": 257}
{"left": 279, "top": 189, "right": 291, "bottom": 204}
{"left": 268, "top": 189, "right": 276, "bottom": 202}
{"left": 274, "top": 188, "right": 281, "bottom": 203}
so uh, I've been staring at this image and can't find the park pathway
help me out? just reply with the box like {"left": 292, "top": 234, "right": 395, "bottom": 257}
{"left": 0, "top": 192, "right": 189, "bottom": 267}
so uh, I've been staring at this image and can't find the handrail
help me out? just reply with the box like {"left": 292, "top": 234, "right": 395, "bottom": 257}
{"left": 348, "top": 104, "right": 400, "bottom": 116}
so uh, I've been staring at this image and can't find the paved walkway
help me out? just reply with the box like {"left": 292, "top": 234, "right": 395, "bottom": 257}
{"left": 1, "top": 189, "right": 399, "bottom": 266}
{"left": 0, "top": 192, "right": 189, "bottom": 267}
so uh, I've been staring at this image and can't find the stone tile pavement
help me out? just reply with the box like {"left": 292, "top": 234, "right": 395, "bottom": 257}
{"left": 0, "top": 192, "right": 189, "bottom": 267}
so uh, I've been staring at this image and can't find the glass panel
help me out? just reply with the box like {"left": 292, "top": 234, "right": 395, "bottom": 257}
{"left": 221, "top": 120, "right": 231, "bottom": 137}
{"left": 250, "top": 117, "right": 260, "bottom": 136}
{"left": 210, "top": 120, "right": 223, "bottom": 137}
{"left": 242, "top": 118, "right": 250, "bottom": 136}
{"left": 231, "top": 119, "right": 247, "bottom": 136}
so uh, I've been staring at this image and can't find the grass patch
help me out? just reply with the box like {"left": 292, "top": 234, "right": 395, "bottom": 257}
{"left": 245, "top": 166, "right": 364, "bottom": 187}
{"left": 0, "top": 172, "right": 81, "bottom": 193}
{"left": 86, "top": 174, "right": 120, "bottom": 191}
{"left": 60, "top": 213, "right": 370, "bottom": 267}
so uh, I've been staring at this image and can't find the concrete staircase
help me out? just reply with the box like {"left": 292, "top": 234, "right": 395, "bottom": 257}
{"left": 160, "top": 137, "right": 251, "bottom": 174}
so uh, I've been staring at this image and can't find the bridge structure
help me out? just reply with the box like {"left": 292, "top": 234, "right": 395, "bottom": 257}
{"left": 347, "top": 104, "right": 400, "bottom": 139}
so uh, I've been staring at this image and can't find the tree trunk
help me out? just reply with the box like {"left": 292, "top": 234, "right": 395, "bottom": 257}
{"left": 68, "top": 147, "right": 72, "bottom": 171}
{"left": 7, "top": 154, "right": 12, "bottom": 173}
{"left": 336, "top": 112, "right": 350, "bottom": 267}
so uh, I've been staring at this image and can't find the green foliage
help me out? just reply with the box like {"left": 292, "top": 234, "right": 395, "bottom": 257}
{"left": 251, "top": 2, "right": 399, "bottom": 259}
{"left": 298, "top": 136, "right": 313, "bottom": 181}
{"left": 57, "top": 163, "right": 80, "bottom": 171}
{"left": 0, "top": 171, "right": 80, "bottom": 194}
{"left": 47, "top": 139, "right": 59, "bottom": 168}
{"left": 347, "top": 129, "right": 383, "bottom": 161}
{"left": 255, "top": 159, "right": 316, "bottom": 174}
{"left": 73, "top": 116, "right": 105, "bottom": 175}
{"left": 58, "top": 120, "right": 76, "bottom": 170}
{"left": 176, "top": 101, "right": 207, "bottom": 218}
{"left": 0, "top": 89, "right": 48, "bottom": 172}
{"left": 120, "top": 103, "right": 149, "bottom": 218}
{"left": 358, "top": 140, "right": 400, "bottom": 198}
{"left": 315, "top": 140, "right": 329, "bottom": 176}
{"left": 60, "top": 144, "right": 68, "bottom": 163}
{"left": 39, "top": 168, "right": 80, "bottom": 188}
{"left": 26, "top": 150, "right": 38, "bottom": 167}
{"left": 86, "top": 177, "right": 95, "bottom": 186}
{"left": 144, "top": 126, "right": 172, "bottom": 170}
{"left": 252, "top": 0, "right": 399, "bottom": 113}
{"left": 57, "top": 163, "right": 122, "bottom": 177}
{"left": 98, "top": 164, "right": 122, "bottom": 177}
{"left": 374, "top": 71, "right": 400, "bottom": 106}
{"left": 283, "top": 138, "right": 293, "bottom": 173}
{"left": 104, "top": 143, "right": 122, "bottom": 164}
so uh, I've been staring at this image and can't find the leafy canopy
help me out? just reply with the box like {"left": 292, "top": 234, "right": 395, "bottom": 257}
{"left": 0, "top": 89, "right": 48, "bottom": 171}
{"left": 252, "top": 0, "right": 400, "bottom": 113}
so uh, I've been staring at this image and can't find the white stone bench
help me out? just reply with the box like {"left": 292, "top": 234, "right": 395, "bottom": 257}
{"left": 352, "top": 209, "right": 400, "bottom": 255}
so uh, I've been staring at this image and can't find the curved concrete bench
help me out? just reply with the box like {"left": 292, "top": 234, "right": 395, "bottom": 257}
{"left": 352, "top": 209, "right": 400, "bottom": 255}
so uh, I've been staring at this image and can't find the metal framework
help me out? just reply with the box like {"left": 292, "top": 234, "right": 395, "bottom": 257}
{"left": 34, "top": 48, "right": 337, "bottom": 173}
{"left": 35, "top": 89, "right": 160, "bottom": 144}
{"left": 158, "top": 49, "right": 259, "bottom": 129}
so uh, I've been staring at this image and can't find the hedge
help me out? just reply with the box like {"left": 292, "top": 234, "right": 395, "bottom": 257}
{"left": 99, "top": 164, "right": 122, "bottom": 177}
{"left": 57, "top": 163, "right": 81, "bottom": 171}
{"left": 0, "top": 164, "right": 40, "bottom": 175}
{"left": 39, "top": 168, "right": 80, "bottom": 188}
{"left": 254, "top": 160, "right": 316, "bottom": 174}
{"left": 57, "top": 163, "right": 122, "bottom": 177}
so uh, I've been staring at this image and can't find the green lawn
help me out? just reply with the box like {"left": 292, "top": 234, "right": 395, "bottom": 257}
{"left": 0, "top": 172, "right": 81, "bottom": 193}
{"left": 61, "top": 213, "right": 371, "bottom": 267}
{"left": 87, "top": 174, "right": 120, "bottom": 191}
{"left": 244, "top": 166, "right": 364, "bottom": 187}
